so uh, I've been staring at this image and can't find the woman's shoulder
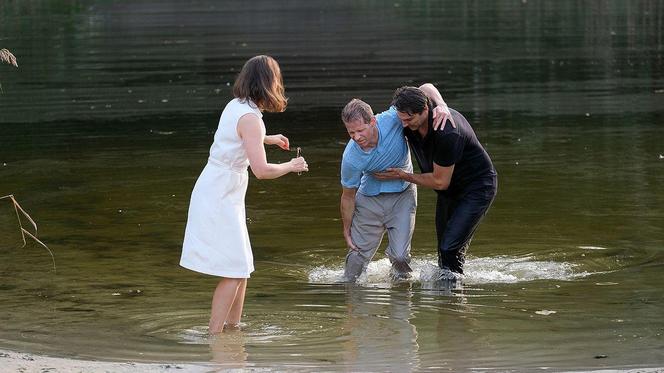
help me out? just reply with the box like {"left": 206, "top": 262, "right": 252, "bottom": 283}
{"left": 226, "top": 98, "right": 262, "bottom": 117}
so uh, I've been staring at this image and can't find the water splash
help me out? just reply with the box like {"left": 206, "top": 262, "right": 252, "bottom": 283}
{"left": 467, "top": 255, "right": 590, "bottom": 283}
{"left": 308, "top": 255, "right": 590, "bottom": 285}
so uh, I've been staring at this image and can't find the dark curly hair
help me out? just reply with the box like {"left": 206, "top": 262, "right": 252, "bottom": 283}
{"left": 391, "top": 86, "right": 429, "bottom": 115}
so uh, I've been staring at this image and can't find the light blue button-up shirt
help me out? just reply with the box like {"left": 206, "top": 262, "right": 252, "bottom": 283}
{"left": 341, "top": 107, "right": 413, "bottom": 196}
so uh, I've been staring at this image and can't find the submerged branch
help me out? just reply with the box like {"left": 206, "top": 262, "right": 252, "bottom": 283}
{"left": 1, "top": 194, "right": 56, "bottom": 272}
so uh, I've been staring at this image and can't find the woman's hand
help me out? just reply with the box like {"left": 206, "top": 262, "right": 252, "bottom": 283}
{"left": 432, "top": 105, "right": 456, "bottom": 131}
{"left": 288, "top": 156, "right": 309, "bottom": 173}
{"left": 264, "top": 134, "right": 290, "bottom": 150}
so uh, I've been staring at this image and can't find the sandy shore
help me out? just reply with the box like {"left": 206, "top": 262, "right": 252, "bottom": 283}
{"left": 0, "top": 349, "right": 215, "bottom": 373}
{"left": 2, "top": 349, "right": 663, "bottom": 373}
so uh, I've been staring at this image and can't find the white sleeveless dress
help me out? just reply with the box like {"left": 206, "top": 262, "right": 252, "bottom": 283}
{"left": 180, "top": 98, "right": 264, "bottom": 278}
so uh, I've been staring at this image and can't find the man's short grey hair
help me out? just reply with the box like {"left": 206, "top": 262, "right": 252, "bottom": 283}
{"left": 342, "top": 98, "right": 374, "bottom": 125}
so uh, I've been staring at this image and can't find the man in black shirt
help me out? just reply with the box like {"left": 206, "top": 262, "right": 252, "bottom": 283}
{"left": 375, "top": 85, "right": 497, "bottom": 281}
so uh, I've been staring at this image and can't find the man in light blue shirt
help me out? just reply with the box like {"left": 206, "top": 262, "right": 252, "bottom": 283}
{"left": 340, "top": 87, "right": 452, "bottom": 282}
{"left": 340, "top": 99, "right": 417, "bottom": 281}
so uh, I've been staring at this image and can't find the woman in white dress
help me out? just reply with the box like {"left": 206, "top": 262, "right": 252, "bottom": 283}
{"left": 180, "top": 55, "right": 308, "bottom": 334}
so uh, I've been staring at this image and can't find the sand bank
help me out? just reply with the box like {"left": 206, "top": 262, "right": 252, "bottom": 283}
{"left": 2, "top": 348, "right": 663, "bottom": 372}
{"left": 0, "top": 349, "right": 214, "bottom": 373}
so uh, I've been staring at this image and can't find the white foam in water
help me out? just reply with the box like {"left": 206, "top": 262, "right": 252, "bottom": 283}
{"left": 308, "top": 255, "right": 589, "bottom": 285}
{"left": 466, "top": 256, "right": 588, "bottom": 283}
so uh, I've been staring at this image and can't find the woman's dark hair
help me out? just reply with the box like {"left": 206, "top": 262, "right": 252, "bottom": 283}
{"left": 233, "top": 55, "right": 287, "bottom": 112}
{"left": 391, "top": 86, "right": 429, "bottom": 115}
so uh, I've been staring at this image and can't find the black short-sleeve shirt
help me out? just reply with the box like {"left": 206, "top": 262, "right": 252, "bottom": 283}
{"left": 404, "top": 108, "right": 496, "bottom": 198}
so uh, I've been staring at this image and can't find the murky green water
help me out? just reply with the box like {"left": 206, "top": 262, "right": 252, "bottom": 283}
{"left": 1, "top": 1, "right": 663, "bottom": 371}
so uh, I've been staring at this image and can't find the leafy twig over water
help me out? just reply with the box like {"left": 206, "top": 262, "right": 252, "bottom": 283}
{"left": 0, "top": 194, "right": 56, "bottom": 272}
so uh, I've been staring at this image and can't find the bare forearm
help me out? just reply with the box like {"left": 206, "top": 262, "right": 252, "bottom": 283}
{"left": 402, "top": 171, "right": 449, "bottom": 191}
{"left": 419, "top": 83, "right": 447, "bottom": 108}
{"left": 340, "top": 195, "right": 356, "bottom": 233}
{"left": 251, "top": 162, "right": 293, "bottom": 180}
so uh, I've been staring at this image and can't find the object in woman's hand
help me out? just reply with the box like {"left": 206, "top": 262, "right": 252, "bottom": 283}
{"left": 296, "top": 147, "right": 302, "bottom": 176}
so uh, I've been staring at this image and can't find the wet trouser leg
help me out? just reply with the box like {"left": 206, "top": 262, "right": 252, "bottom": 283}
{"left": 435, "top": 180, "right": 497, "bottom": 274}
{"left": 384, "top": 184, "right": 417, "bottom": 278}
{"left": 344, "top": 193, "right": 385, "bottom": 282}
{"left": 344, "top": 186, "right": 417, "bottom": 282}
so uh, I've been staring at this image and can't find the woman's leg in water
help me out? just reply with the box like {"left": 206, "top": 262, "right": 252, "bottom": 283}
{"left": 209, "top": 277, "right": 244, "bottom": 334}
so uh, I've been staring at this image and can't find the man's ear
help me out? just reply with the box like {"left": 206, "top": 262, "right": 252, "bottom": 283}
{"left": 370, "top": 116, "right": 377, "bottom": 126}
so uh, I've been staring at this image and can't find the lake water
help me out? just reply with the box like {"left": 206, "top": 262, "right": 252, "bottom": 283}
{"left": 1, "top": 0, "right": 663, "bottom": 371}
